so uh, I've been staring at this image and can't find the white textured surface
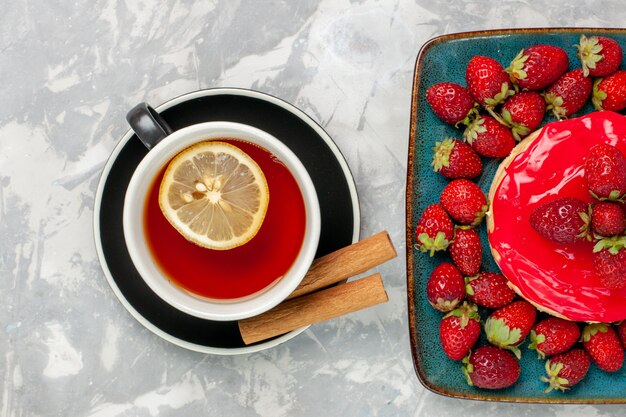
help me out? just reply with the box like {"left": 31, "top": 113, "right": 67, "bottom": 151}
{"left": 1, "top": 1, "right": 625, "bottom": 415}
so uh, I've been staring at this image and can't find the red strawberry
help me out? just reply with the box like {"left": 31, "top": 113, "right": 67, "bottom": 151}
{"left": 592, "top": 71, "right": 626, "bottom": 111}
{"left": 440, "top": 302, "right": 481, "bottom": 360}
{"left": 431, "top": 138, "right": 482, "bottom": 179}
{"left": 506, "top": 44, "right": 568, "bottom": 91}
{"left": 500, "top": 91, "right": 546, "bottom": 141}
{"left": 449, "top": 227, "right": 482, "bottom": 276}
{"left": 592, "top": 243, "right": 626, "bottom": 290}
{"left": 584, "top": 143, "right": 626, "bottom": 201}
{"left": 426, "top": 262, "right": 466, "bottom": 312}
{"left": 576, "top": 34, "right": 623, "bottom": 77}
{"left": 415, "top": 204, "right": 455, "bottom": 256}
{"left": 544, "top": 69, "right": 593, "bottom": 120}
{"left": 529, "top": 197, "right": 589, "bottom": 244}
{"left": 541, "top": 349, "right": 591, "bottom": 392}
{"left": 462, "top": 346, "right": 520, "bottom": 389}
{"left": 591, "top": 202, "right": 626, "bottom": 237}
{"left": 485, "top": 300, "right": 537, "bottom": 358}
{"left": 581, "top": 323, "right": 624, "bottom": 372}
{"left": 426, "top": 82, "right": 475, "bottom": 125}
{"left": 465, "top": 56, "right": 513, "bottom": 107}
{"left": 617, "top": 320, "right": 626, "bottom": 349}
{"left": 528, "top": 317, "right": 581, "bottom": 359}
{"left": 463, "top": 115, "right": 515, "bottom": 158}
{"left": 440, "top": 179, "right": 488, "bottom": 226}
{"left": 465, "top": 271, "right": 515, "bottom": 309}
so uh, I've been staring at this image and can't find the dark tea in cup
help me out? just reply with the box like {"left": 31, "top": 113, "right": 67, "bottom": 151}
{"left": 143, "top": 138, "right": 307, "bottom": 300}
{"left": 123, "top": 116, "right": 320, "bottom": 321}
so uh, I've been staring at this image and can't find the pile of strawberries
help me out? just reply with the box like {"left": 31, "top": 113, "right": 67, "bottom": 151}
{"left": 426, "top": 35, "right": 626, "bottom": 171}
{"left": 429, "top": 265, "right": 626, "bottom": 391}
{"left": 416, "top": 34, "right": 626, "bottom": 392}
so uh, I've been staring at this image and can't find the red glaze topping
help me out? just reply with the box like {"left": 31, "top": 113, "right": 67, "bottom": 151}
{"left": 489, "top": 111, "right": 626, "bottom": 322}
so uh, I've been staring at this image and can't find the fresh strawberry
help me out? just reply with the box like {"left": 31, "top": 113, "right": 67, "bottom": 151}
{"left": 576, "top": 34, "right": 623, "bottom": 77}
{"left": 440, "top": 179, "right": 488, "bottom": 226}
{"left": 426, "top": 82, "right": 475, "bottom": 125}
{"left": 500, "top": 91, "right": 546, "bottom": 141}
{"left": 415, "top": 204, "right": 455, "bottom": 256}
{"left": 584, "top": 143, "right": 626, "bottom": 201}
{"left": 544, "top": 69, "right": 593, "bottom": 120}
{"left": 449, "top": 227, "right": 482, "bottom": 276}
{"left": 426, "top": 262, "right": 466, "bottom": 312}
{"left": 462, "top": 346, "right": 520, "bottom": 389}
{"left": 465, "top": 271, "right": 515, "bottom": 309}
{"left": 581, "top": 323, "right": 624, "bottom": 372}
{"left": 440, "top": 302, "right": 481, "bottom": 360}
{"left": 465, "top": 55, "right": 513, "bottom": 107}
{"left": 431, "top": 138, "right": 482, "bottom": 179}
{"left": 592, "top": 71, "right": 626, "bottom": 111}
{"left": 528, "top": 317, "right": 581, "bottom": 359}
{"left": 617, "top": 320, "right": 626, "bottom": 349}
{"left": 529, "top": 197, "right": 590, "bottom": 244}
{"left": 541, "top": 349, "right": 591, "bottom": 392}
{"left": 591, "top": 202, "right": 626, "bottom": 236}
{"left": 485, "top": 300, "right": 537, "bottom": 358}
{"left": 592, "top": 242, "right": 626, "bottom": 289}
{"left": 463, "top": 115, "right": 515, "bottom": 158}
{"left": 506, "top": 44, "right": 568, "bottom": 91}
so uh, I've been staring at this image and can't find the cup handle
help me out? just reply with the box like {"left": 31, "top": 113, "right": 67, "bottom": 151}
{"left": 126, "top": 102, "right": 174, "bottom": 150}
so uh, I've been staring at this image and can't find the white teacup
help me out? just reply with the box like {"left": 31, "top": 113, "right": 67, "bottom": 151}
{"left": 123, "top": 103, "right": 321, "bottom": 321}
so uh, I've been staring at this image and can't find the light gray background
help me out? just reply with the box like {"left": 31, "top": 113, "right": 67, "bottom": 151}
{"left": 1, "top": 0, "right": 624, "bottom": 416}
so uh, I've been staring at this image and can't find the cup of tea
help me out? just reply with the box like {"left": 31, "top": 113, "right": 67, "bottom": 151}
{"left": 123, "top": 103, "right": 321, "bottom": 321}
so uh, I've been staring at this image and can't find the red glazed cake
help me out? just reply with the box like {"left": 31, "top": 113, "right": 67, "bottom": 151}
{"left": 488, "top": 111, "right": 626, "bottom": 322}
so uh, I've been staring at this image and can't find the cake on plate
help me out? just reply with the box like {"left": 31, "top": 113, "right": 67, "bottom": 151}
{"left": 487, "top": 111, "right": 626, "bottom": 323}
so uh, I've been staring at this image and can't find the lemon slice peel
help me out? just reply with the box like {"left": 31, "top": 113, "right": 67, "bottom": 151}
{"left": 158, "top": 140, "right": 270, "bottom": 250}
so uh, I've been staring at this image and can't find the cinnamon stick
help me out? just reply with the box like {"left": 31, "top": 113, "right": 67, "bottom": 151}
{"left": 239, "top": 273, "right": 388, "bottom": 345}
{"left": 287, "top": 231, "right": 396, "bottom": 300}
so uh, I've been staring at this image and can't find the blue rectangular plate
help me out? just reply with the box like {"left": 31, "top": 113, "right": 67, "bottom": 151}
{"left": 406, "top": 28, "right": 626, "bottom": 404}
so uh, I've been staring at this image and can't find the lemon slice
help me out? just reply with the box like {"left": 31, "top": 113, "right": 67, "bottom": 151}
{"left": 158, "top": 141, "right": 269, "bottom": 250}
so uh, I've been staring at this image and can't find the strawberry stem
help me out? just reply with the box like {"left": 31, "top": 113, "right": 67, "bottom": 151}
{"left": 575, "top": 34, "right": 604, "bottom": 78}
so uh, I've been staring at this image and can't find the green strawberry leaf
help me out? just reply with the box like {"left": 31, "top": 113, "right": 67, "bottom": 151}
{"left": 577, "top": 209, "right": 592, "bottom": 241}
{"left": 592, "top": 78, "right": 607, "bottom": 110}
{"left": 505, "top": 49, "right": 529, "bottom": 82}
{"left": 609, "top": 190, "right": 622, "bottom": 201}
{"left": 431, "top": 138, "right": 455, "bottom": 172}
{"left": 576, "top": 34, "right": 605, "bottom": 77}
{"left": 541, "top": 361, "right": 569, "bottom": 393}
{"left": 463, "top": 117, "right": 486, "bottom": 145}
{"left": 511, "top": 123, "right": 529, "bottom": 142}
{"left": 461, "top": 358, "right": 474, "bottom": 386}
{"left": 471, "top": 203, "right": 489, "bottom": 227}
{"left": 528, "top": 330, "right": 546, "bottom": 358}
{"left": 416, "top": 231, "right": 451, "bottom": 257}
{"left": 593, "top": 236, "right": 626, "bottom": 254}
{"left": 582, "top": 323, "right": 608, "bottom": 342}
{"left": 485, "top": 317, "right": 522, "bottom": 348}
{"left": 485, "top": 82, "right": 514, "bottom": 107}
{"left": 544, "top": 92, "right": 568, "bottom": 120}
{"left": 500, "top": 109, "right": 513, "bottom": 127}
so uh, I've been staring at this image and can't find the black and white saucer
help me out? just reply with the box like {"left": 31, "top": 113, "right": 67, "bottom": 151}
{"left": 93, "top": 88, "right": 360, "bottom": 354}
